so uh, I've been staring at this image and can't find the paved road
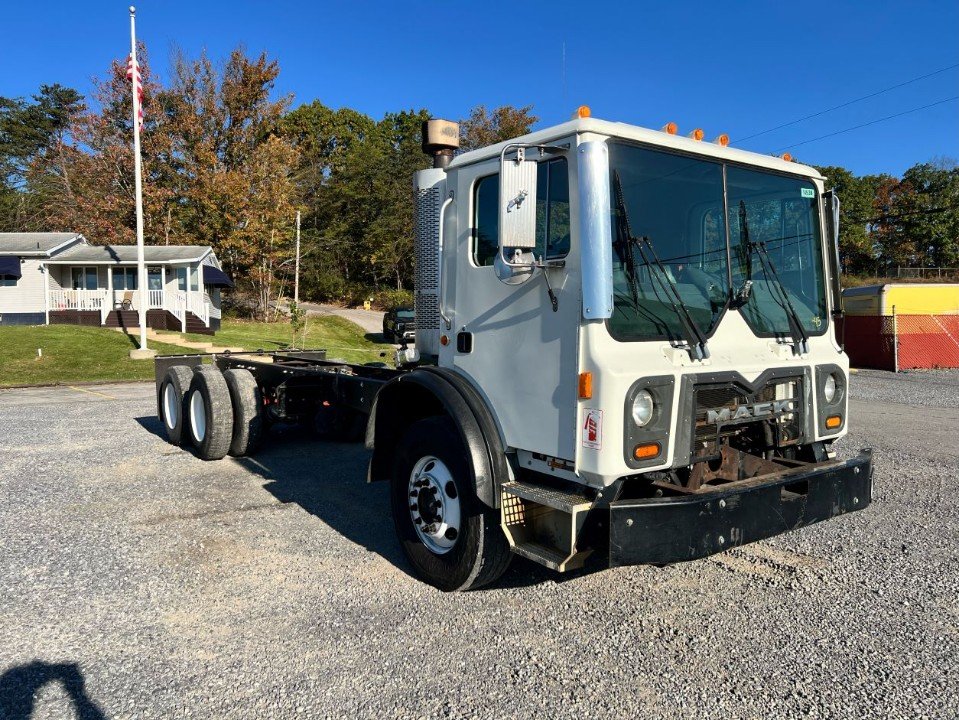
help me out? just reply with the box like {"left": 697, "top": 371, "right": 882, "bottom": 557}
{"left": 297, "top": 301, "right": 385, "bottom": 336}
{"left": 0, "top": 372, "right": 957, "bottom": 718}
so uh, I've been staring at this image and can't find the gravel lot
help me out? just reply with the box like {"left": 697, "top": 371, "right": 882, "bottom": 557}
{"left": 1, "top": 372, "right": 957, "bottom": 719}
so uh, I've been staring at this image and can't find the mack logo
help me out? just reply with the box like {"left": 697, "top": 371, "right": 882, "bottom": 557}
{"left": 706, "top": 400, "right": 795, "bottom": 424}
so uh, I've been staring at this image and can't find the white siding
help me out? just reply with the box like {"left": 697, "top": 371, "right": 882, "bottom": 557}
{"left": 0, "top": 259, "right": 47, "bottom": 316}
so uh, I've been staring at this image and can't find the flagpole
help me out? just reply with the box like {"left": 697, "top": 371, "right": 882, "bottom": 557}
{"left": 129, "top": 5, "right": 149, "bottom": 356}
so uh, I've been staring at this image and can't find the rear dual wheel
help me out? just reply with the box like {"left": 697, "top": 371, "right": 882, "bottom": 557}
{"left": 391, "top": 417, "right": 511, "bottom": 591}
{"left": 158, "top": 365, "right": 263, "bottom": 459}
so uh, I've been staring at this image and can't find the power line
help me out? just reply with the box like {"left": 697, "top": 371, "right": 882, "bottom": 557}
{"left": 734, "top": 62, "right": 959, "bottom": 143}
{"left": 776, "top": 96, "right": 959, "bottom": 152}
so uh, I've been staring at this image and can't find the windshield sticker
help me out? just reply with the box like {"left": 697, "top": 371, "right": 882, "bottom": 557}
{"left": 582, "top": 409, "right": 603, "bottom": 450}
{"left": 801, "top": 188, "right": 815, "bottom": 198}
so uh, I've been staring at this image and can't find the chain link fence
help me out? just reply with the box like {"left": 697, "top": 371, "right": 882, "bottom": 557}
{"left": 841, "top": 313, "right": 959, "bottom": 371}
{"left": 896, "top": 267, "right": 959, "bottom": 280}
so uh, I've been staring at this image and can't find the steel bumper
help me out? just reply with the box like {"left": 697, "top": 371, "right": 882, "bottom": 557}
{"left": 608, "top": 449, "right": 873, "bottom": 566}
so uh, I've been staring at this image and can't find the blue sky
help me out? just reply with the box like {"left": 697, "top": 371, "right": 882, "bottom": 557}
{"left": 2, "top": 1, "right": 957, "bottom": 176}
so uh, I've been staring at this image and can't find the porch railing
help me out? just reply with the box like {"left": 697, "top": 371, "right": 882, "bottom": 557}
{"left": 50, "top": 288, "right": 213, "bottom": 330}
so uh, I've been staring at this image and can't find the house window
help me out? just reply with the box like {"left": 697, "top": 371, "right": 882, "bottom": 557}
{"left": 472, "top": 158, "right": 570, "bottom": 266}
{"left": 148, "top": 267, "right": 162, "bottom": 291}
{"left": 176, "top": 267, "right": 198, "bottom": 291}
{"left": 71, "top": 267, "right": 98, "bottom": 290}
{"left": 112, "top": 267, "right": 138, "bottom": 290}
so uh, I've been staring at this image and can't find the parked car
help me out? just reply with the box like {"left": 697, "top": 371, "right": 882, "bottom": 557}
{"left": 382, "top": 307, "right": 415, "bottom": 343}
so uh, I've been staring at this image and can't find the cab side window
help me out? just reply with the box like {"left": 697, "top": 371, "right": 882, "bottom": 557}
{"left": 472, "top": 158, "right": 570, "bottom": 266}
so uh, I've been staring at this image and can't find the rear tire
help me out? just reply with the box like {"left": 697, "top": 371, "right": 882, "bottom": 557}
{"left": 222, "top": 368, "right": 263, "bottom": 457}
{"left": 391, "top": 416, "right": 511, "bottom": 591}
{"left": 158, "top": 365, "right": 194, "bottom": 446}
{"left": 186, "top": 366, "right": 234, "bottom": 460}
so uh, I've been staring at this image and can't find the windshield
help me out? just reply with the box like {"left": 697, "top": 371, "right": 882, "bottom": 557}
{"left": 727, "top": 167, "right": 827, "bottom": 336}
{"left": 396, "top": 310, "right": 415, "bottom": 320}
{"left": 607, "top": 143, "right": 729, "bottom": 342}
{"left": 606, "top": 142, "right": 828, "bottom": 342}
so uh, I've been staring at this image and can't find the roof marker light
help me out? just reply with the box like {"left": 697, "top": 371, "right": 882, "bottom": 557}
{"left": 780, "top": 152, "right": 793, "bottom": 162}
{"left": 687, "top": 128, "right": 704, "bottom": 141}
{"left": 661, "top": 122, "right": 678, "bottom": 135}
{"left": 574, "top": 105, "right": 591, "bottom": 119}
{"left": 713, "top": 134, "right": 730, "bottom": 147}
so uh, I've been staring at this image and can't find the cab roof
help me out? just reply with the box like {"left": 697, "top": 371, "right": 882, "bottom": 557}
{"left": 448, "top": 117, "right": 824, "bottom": 181}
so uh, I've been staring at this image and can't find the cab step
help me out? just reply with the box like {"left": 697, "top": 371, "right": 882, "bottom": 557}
{"left": 501, "top": 481, "right": 594, "bottom": 572}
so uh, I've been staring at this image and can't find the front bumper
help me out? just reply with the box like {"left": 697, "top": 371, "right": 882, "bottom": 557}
{"left": 608, "top": 449, "right": 873, "bottom": 566}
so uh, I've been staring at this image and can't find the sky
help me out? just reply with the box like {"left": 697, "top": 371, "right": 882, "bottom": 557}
{"left": 2, "top": 0, "right": 957, "bottom": 177}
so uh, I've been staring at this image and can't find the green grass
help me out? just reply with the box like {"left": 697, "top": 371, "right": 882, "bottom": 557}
{"left": 0, "top": 325, "right": 187, "bottom": 387}
{"left": 158, "top": 316, "right": 392, "bottom": 366}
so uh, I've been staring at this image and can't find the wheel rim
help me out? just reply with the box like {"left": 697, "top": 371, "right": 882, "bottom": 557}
{"left": 189, "top": 391, "right": 206, "bottom": 444}
{"left": 408, "top": 455, "right": 461, "bottom": 555}
{"left": 163, "top": 383, "right": 178, "bottom": 430}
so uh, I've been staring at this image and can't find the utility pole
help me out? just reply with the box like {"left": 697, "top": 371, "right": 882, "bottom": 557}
{"left": 294, "top": 210, "right": 301, "bottom": 305}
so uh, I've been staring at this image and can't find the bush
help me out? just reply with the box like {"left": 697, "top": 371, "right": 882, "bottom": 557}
{"left": 371, "top": 288, "right": 414, "bottom": 310}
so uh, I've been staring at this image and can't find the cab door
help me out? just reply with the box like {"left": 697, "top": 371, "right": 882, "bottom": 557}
{"left": 440, "top": 147, "right": 581, "bottom": 460}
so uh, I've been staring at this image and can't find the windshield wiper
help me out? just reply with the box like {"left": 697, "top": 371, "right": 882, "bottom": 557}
{"left": 738, "top": 200, "right": 809, "bottom": 355}
{"left": 613, "top": 171, "right": 709, "bottom": 360}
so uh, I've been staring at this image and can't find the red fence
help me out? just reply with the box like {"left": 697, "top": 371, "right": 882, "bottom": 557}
{"left": 841, "top": 315, "right": 959, "bottom": 371}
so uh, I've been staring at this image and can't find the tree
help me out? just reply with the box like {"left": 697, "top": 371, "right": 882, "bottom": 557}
{"left": 816, "top": 165, "right": 889, "bottom": 275}
{"left": 460, "top": 104, "right": 538, "bottom": 151}
{"left": 0, "top": 84, "right": 84, "bottom": 230}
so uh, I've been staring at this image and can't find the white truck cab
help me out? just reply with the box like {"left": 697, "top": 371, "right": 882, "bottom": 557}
{"left": 156, "top": 114, "right": 872, "bottom": 593}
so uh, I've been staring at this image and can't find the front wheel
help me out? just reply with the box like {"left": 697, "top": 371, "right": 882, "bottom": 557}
{"left": 391, "top": 417, "right": 511, "bottom": 591}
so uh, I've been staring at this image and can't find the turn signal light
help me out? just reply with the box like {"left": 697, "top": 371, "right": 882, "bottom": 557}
{"left": 825, "top": 415, "right": 842, "bottom": 429}
{"left": 633, "top": 442, "right": 661, "bottom": 460}
{"left": 661, "top": 122, "right": 678, "bottom": 135}
{"left": 578, "top": 372, "right": 593, "bottom": 400}
{"left": 440, "top": 335, "right": 450, "bottom": 346}
{"left": 688, "top": 128, "right": 704, "bottom": 141}
{"left": 713, "top": 134, "right": 730, "bottom": 147}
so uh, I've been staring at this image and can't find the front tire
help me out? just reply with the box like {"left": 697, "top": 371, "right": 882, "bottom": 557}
{"left": 391, "top": 416, "right": 511, "bottom": 591}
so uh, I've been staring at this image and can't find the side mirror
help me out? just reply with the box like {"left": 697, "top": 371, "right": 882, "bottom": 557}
{"left": 824, "top": 189, "right": 843, "bottom": 318}
{"left": 498, "top": 146, "right": 538, "bottom": 255}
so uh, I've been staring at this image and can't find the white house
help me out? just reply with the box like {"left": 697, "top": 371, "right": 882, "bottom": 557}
{"left": 0, "top": 232, "right": 233, "bottom": 334}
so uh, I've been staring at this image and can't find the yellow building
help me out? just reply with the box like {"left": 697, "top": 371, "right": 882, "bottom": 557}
{"left": 842, "top": 283, "right": 959, "bottom": 316}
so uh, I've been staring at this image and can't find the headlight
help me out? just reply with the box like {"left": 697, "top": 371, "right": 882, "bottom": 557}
{"left": 824, "top": 373, "right": 838, "bottom": 403}
{"left": 631, "top": 390, "right": 654, "bottom": 426}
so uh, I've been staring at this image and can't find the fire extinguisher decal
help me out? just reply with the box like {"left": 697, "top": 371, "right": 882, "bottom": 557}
{"left": 582, "top": 409, "right": 603, "bottom": 450}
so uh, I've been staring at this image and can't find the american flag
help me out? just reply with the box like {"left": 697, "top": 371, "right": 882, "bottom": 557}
{"left": 126, "top": 54, "right": 144, "bottom": 128}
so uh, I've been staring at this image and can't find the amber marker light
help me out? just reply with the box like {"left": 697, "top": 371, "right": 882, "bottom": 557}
{"left": 440, "top": 335, "right": 450, "bottom": 346}
{"left": 688, "top": 128, "right": 704, "bottom": 141}
{"left": 574, "top": 105, "right": 592, "bottom": 119}
{"left": 578, "top": 372, "right": 593, "bottom": 400}
{"left": 633, "top": 442, "right": 661, "bottom": 460}
{"left": 661, "top": 122, "right": 678, "bottom": 135}
{"left": 713, "top": 133, "right": 730, "bottom": 146}
{"left": 825, "top": 415, "right": 842, "bottom": 429}
{"left": 780, "top": 152, "right": 793, "bottom": 162}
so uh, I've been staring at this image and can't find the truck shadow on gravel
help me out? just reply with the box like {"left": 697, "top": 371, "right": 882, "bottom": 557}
{"left": 226, "top": 425, "right": 582, "bottom": 591}
{"left": 0, "top": 661, "right": 107, "bottom": 720}
{"left": 135, "top": 417, "right": 585, "bottom": 590}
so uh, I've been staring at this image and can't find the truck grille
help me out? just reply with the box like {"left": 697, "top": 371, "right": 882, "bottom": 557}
{"left": 693, "top": 377, "right": 804, "bottom": 444}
